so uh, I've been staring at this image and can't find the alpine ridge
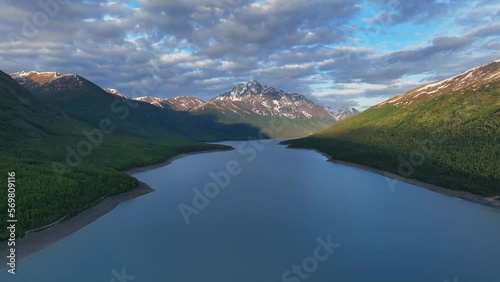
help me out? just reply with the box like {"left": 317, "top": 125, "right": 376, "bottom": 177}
{"left": 11, "top": 71, "right": 87, "bottom": 95}
{"left": 130, "top": 80, "right": 337, "bottom": 138}
{"left": 380, "top": 60, "right": 500, "bottom": 106}
{"left": 133, "top": 96, "right": 205, "bottom": 111}
{"left": 194, "top": 80, "right": 333, "bottom": 120}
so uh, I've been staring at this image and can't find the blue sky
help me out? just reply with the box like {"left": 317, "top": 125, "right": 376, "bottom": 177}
{"left": 1, "top": 0, "right": 499, "bottom": 110}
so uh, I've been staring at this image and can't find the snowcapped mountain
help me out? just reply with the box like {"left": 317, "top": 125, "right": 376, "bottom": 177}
{"left": 133, "top": 96, "right": 205, "bottom": 111}
{"left": 162, "top": 96, "right": 205, "bottom": 111}
{"left": 134, "top": 96, "right": 168, "bottom": 108}
{"left": 105, "top": 88, "right": 128, "bottom": 98}
{"left": 10, "top": 72, "right": 337, "bottom": 137}
{"left": 193, "top": 80, "right": 333, "bottom": 120}
{"left": 380, "top": 59, "right": 500, "bottom": 107}
{"left": 324, "top": 106, "right": 360, "bottom": 121}
{"left": 11, "top": 71, "right": 86, "bottom": 95}
{"left": 132, "top": 80, "right": 333, "bottom": 125}
{"left": 189, "top": 80, "right": 335, "bottom": 137}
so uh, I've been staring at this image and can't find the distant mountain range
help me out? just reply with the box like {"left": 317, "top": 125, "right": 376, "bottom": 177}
{"left": 133, "top": 80, "right": 358, "bottom": 121}
{"left": 134, "top": 96, "right": 205, "bottom": 111}
{"left": 10, "top": 73, "right": 349, "bottom": 138}
{"left": 324, "top": 106, "right": 360, "bottom": 121}
{"left": 189, "top": 80, "right": 338, "bottom": 137}
{"left": 134, "top": 80, "right": 359, "bottom": 137}
{"left": 284, "top": 59, "right": 500, "bottom": 198}
{"left": 195, "top": 80, "right": 332, "bottom": 119}
{"left": 10, "top": 71, "right": 268, "bottom": 141}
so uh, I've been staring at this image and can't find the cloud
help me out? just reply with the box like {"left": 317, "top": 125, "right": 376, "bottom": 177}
{"left": 1, "top": 0, "right": 499, "bottom": 110}
{"left": 386, "top": 36, "right": 476, "bottom": 64}
{"left": 367, "top": 0, "right": 465, "bottom": 25}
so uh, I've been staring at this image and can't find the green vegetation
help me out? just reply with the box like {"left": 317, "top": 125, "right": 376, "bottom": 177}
{"left": 0, "top": 71, "right": 230, "bottom": 239}
{"left": 197, "top": 107, "right": 334, "bottom": 138}
{"left": 25, "top": 74, "right": 266, "bottom": 141}
{"left": 284, "top": 82, "right": 500, "bottom": 196}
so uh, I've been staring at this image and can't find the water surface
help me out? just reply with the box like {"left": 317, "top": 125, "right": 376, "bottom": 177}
{"left": 4, "top": 140, "right": 500, "bottom": 282}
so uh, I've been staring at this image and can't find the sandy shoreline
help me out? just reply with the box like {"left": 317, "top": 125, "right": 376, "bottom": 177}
{"left": 289, "top": 146, "right": 500, "bottom": 210}
{"left": 0, "top": 148, "right": 231, "bottom": 270}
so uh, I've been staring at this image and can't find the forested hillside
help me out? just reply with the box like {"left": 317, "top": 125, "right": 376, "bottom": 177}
{"left": 0, "top": 71, "right": 228, "bottom": 239}
{"left": 284, "top": 73, "right": 500, "bottom": 197}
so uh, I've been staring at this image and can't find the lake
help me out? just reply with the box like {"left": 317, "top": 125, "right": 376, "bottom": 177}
{"left": 3, "top": 140, "right": 500, "bottom": 282}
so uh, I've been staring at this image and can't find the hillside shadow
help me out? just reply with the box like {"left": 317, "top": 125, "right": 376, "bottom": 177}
{"left": 128, "top": 99, "right": 270, "bottom": 141}
{"left": 11, "top": 73, "right": 269, "bottom": 142}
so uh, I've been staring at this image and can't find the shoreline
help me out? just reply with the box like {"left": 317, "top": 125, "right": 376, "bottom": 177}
{"left": 0, "top": 181, "right": 153, "bottom": 270}
{"left": 289, "top": 146, "right": 500, "bottom": 210}
{"left": 0, "top": 147, "right": 231, "bottom": 270}
{"left": 124, "top": 148, "right": 232, "bottom": 175}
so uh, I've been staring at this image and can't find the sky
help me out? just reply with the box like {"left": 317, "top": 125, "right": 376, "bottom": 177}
{"left": 1, "top": 0, "right": 499, "bottom": 110}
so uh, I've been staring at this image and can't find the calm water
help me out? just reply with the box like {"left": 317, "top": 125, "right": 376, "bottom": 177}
{"left": 3, "top": 140, "right": 500, "bottom": 282}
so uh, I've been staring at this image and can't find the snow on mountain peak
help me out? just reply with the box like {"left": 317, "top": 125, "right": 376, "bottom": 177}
{"left": 11, "top": 71, "right": 66, "bottom": 82}
{"left": 105, "top": 88, "right": 128, "bottom": 98}
{"left": 227, "top": 80, "right": 264, "bottom": 97}
{"left": 164, "top": 96, "right": 205, "bottom": 111}
{"left": 11, "top": 70, "right": 84, "bottom": 93}
{"left": 203, "top": 81, "right": 335, "bottom": 120}
{"left": 324, "top": 106, "right": 360, "bottom": 121}
{"left": 380, "top": 59, "right": 500, "bottom": 107}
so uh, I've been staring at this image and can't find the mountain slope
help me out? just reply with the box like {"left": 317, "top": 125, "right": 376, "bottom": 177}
{"left": 191, "top": 80, "right": 335, "bottom": 138}
{"left": 11, "top": 71, "right": 265, "bottom": 141}
{"left": 284, "top": 60, "right": 500, "bottom": 197}
{"left": 133, "top": 96, "right": 204, "bottom": 111}
{"left": 0, "top": 70, "right": 229, "bottom": 238}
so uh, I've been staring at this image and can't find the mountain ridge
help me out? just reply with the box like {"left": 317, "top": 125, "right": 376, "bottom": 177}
{"left": 324, "top": 106, "right": 360, "bottom": 121}
{"left": 194, "top": 80, "right": 333, "bottom": 120}
{"left": 10, "top": 71, "right": 267, "bottom": 141}
{"left": 284, "top": 58, "right": 500, "bottom": 197}
{"left": 380, "top": 60, "right": 500, "bottom": 107}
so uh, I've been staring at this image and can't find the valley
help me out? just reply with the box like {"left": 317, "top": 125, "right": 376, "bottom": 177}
{"left": 2, "top": 1, "right": 500, "bottom": 281}
{"left": 0, "top": 70, "right": 352, "bottom": 239}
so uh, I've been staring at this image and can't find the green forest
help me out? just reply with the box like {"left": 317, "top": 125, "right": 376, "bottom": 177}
{"left": 284, "top": 82, "right": 500, "bottom": 197}
{"left": 0, "top": 71, "right": 230, "bottom": 239}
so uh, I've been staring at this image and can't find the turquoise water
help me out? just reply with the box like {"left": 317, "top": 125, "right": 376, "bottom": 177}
{"left": 3, "top": 140, "right": 500, "bottom": 282}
